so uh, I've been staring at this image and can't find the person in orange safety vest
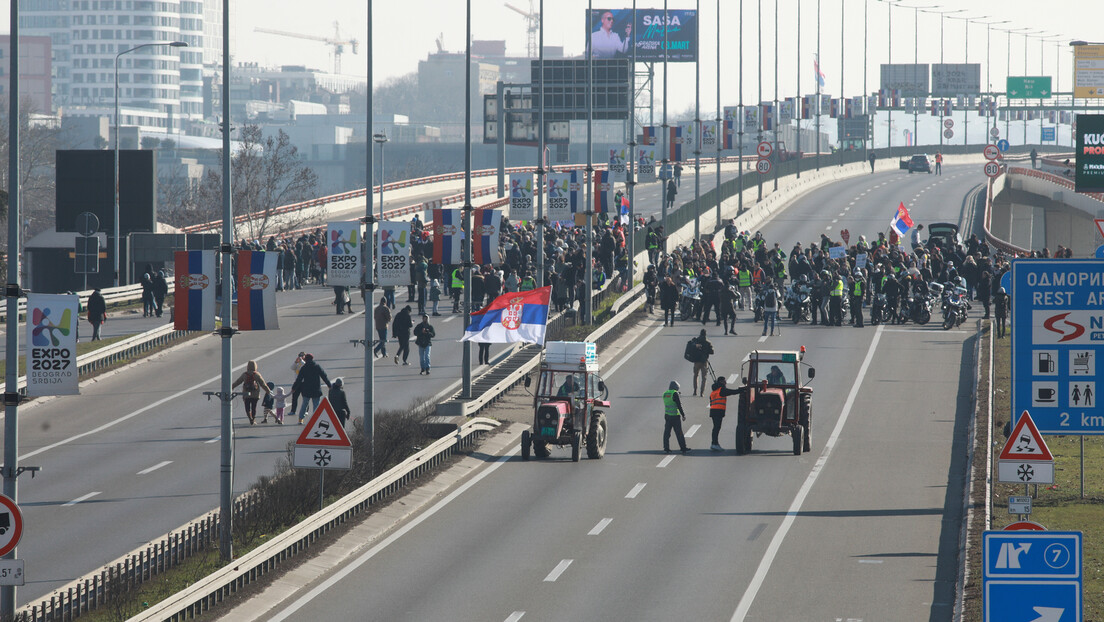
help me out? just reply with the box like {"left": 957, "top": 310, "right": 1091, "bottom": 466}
{"left": 708, "top": 376, "right": 746, "bottom": 452}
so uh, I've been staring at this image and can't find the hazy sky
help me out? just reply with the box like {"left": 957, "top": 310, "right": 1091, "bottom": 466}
{"left": 229, "top": 0, "right": 1101, "bottom": 114}
{"left": 2, "top": 0, "right": 1100, "bottom": 115}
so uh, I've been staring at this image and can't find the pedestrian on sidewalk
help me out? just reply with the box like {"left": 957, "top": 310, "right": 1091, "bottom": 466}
{"left": 329, "top": 378, "right": 351, "bottom": 429}
{"left": 393, "top": 305, "right": 413, "bottom": 365}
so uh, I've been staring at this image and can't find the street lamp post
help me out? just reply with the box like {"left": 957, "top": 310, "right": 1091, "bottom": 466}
{"left": 373, "top": 133, "right": 388, "bottom": 212}
{"left": 114, "top": 40, "right": 186, "bottom": 287}
{"left": 1002, "top": 28, "right": 1032, "bottom": 142}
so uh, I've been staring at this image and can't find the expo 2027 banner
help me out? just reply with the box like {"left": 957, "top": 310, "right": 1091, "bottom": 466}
{"left": 26, "top": 293, "right": 79, "bottom": 395}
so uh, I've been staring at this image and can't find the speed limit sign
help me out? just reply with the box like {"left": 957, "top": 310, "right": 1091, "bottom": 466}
{"left": 984, "top": 161, "right": 1002, "bottom": 178}
{"left": 756, "top": 158, "right": 772, "bottom": 174}
{"left": 944, "top": 129, "right": 954, "bottom": 139}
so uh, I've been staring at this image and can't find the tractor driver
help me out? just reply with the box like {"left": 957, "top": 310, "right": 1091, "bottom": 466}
{"left": 557, "top": 374, "right": 585, "bottom": 398}
{"left": 766, "top": 365, "right": 787, "bottom": 385}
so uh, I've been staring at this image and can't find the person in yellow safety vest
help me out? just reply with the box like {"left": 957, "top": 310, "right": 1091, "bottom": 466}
{"left": 737, "top": 265, "right": 753, "bottom": 311}
{"left": 708, "top": 376, "right": 746, "bottom": 451}
{"left": 828, "top": 273, "right": 845, "bottom": 326}
{"left": 451, "top": 267, "right": 464, "bottom": 313}
{"left": 662, "top": 380, "right": 690, "bottom": 454}
{"left": 733, "top": 236, "right": 746, "bottom": 253}
{"left": 519, "top": 272, "right": 536, "bottom": 291}
{"left": 850, "top": 271, "right": 865, "bottom": 328}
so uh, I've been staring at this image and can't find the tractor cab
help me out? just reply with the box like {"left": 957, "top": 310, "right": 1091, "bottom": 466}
{"left": 522, "top": 341, "right": 611, "bottom": 461}
{"left": 736, "top": 349, "right": 815, "bottom": 456}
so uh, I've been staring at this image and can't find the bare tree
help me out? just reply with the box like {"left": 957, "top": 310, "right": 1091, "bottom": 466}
{"left": 195, "top": 125, "right": 320, "bottom": 241}
{"left": 0, "top": 98, "right": 63, "bottom": 238}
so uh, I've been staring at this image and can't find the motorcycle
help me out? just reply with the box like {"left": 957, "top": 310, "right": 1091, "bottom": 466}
{"left": 785, "top": 283, "right": 811, "bottom": 324}
{"left": 870, "top": 293, "right": 887, "bottom": 326}
{"left": 679, "top": 278, "right": 701, "bottom": 322}
{"left": 752, "top": 285, "right": 766, "bottom": 322}
{"left": 901, "top": 290, "right": 932, "bottom": 325}
{"left": 942, "top": 286, "right": 969, "bottom": 330}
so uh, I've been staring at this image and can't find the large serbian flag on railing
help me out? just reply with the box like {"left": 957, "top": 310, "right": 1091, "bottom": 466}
{"left": 237, "top": 250, "right": 279, "bottom": 330}
{"left": 432, "top": 208, "right": 463, "bottom": 264}
{"left": 461, "top": 286, "right": 551, "bottom": 345}
{"left": 890, "top": 202, "right": 914, "bottom": 237}
{"left": 173, "top": 250, "right": 216, "bottom": 331}
{"left": 471, "top": 208, "right": 501, "bottom": 266}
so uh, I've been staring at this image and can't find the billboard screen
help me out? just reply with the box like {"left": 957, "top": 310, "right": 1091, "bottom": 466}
{"left": 931, "top": 63, "right": 981, "bottom": 97}
{"left": 1074, "top": 44, "right": 1104, "bottom": 98}
{"left": 879, "top": 64, "right": 929, "bottom": 98}
{"left": 587, "top": 9, "right": 698, "bottom": 62}
{"left": 1075, "top": 114, "right": 1104, "bottom": 193}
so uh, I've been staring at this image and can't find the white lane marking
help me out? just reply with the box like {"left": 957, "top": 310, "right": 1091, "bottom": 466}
{"left": 831, "top": 218, "right": 839, "bottom": 224}
{"left": 728, "top": 373, "right": 740, "bottom": 384}
{"left": 758, "top": 335, "right": 769, "bottom": 343}
{"left": 858, "top": 559, "right": 884, "bottom": 564}
{"left": 268, "top": 450, "right": 516, "bottom": 621}
{"left": 588, "top": 518, "right": 613, "bottom": 535}
{"left": 504, "top": 613, "right": 525, "bottom": 622}
{"left": 838, "top": 212, "right": 845, "bottom": 217}
{"left": 64, "top": 492, "right": 101, "bottom": 507}
{"left": 730, "top": 324, "right": 885, "bottom": 622}
{"left": 18, "top": 314, "right": 365, "bottom": 462}
{"left": 626, "top": 483, "right": 647, "bottom": 499}
{"left": 137, "top": 461, "right": 172, "bottom": 475}
{"left": 685, "top": 424, "right": 701, "bottom": 438}
{"left": 205, "top": 436, "right": 220, "bottom": 444}
{"left": 824, "top": 226, "right": 832, "bottom": 230}
{"left": 604, "top": 325, "right": 664, "bottom": 378}
{"left": 544, "top": 559, "right": 573, "bottom": 582}
{"left": 442, "top": 315, "right": 457, "bottom": 323}
{"left": 657, "top": 455, "right": 676, "bottom": 468}
{"left": 880, "top": 328, "right": 969, "bottom": 334}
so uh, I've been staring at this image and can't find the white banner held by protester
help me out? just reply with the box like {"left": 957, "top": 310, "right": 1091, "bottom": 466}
{"left": 509, "top": 173, "right": 535, "bottom": 221}
{"left": 327, "top": 221, "right": 362, "bottom": 287}
{"left": 378, "top": 220, "right": 411, "bottom": 287}
{"left": 26, "top": 293, "right": 79, "bottom": 395}
{"left": 546, "top": 173, "right": 572, "bottom": 223}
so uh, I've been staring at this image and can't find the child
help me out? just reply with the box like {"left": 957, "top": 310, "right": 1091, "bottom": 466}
{"left": 329, "top": 378, "right": 351, "bottom": 429}
{"left": 261, "top": 381, "right": 276, "bottom": 423}
{"left": 429, "top": 279, "right": 441, "bottom": 316}
{"left": 273, "top": 385, "right": 287, "bottom": 425}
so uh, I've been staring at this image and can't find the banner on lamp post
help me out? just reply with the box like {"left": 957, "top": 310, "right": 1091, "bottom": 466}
{"left": 377, "top": 220, "right": 411, "bottom": 287}
{"left": 26, "top": 293, "right": 80, "bottom": 396}
{"left": 327, "top": 221, "right": 362, "bottom": 287}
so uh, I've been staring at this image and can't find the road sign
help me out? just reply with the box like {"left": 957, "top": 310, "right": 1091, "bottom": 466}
{"left": 755, "top": 158, "right": 771, "bottom": 174}
{"left": 991, "top": 126, "right": 1001, "bottom": 138}
{"left": 984, "top": 530, "right": 1082, "bottom": 622}
{"left": 997, "top": 139, "right": 1010, "bottom": 152}
{"left": 1007, "top": 76, "right": 1053, "bottom": 99}
{"left": 1097, "top": 245, "right": 1104, "bottom": 259}
{"left": 0, "top": 496, "right": 22, "bottom": 558}
{"left": 1095, "top": 219, "right": 1104, "bottom": 240}
{"left": 998, "top": 411, "right": 1055, "bottom": 484}
{"left": 1012, "top": 259, "right": 1104, "bottom": 434}
{"left": 944, "top": 118, "right": 955, "bottom": 129}
{"left": 1041, "top": 126, "right": 1057, "bottom": 142}
{"left": 943, "top": 129, "right": 954, "bottom": 139}
{"left": 293, "top": 398, "right": 352, "bottom": 470}
{"left": 1073, "top": 44, "right": 1104, "bottom": 98}
{"left": 0, "top": 560, "right": 23, "bottom": 586}
{"left": 984, "top": 162, "right": 1002, "bottom": 178}
{"left": 1009, "top": 496, "right": 1033, "bottom": 515}
{"left": 984, "top": 144, "right": 1000, "bottom": 160}
{"left": 756, "top": 141, "right": 773, "bottom": 158}
{"left": 1006, "top": 521, "right": 1047, "bottom": 531}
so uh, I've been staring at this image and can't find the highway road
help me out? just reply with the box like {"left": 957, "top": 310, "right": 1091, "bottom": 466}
{"left": 254, "top": 164, "right": 985, "bottom": 621}
{"left": 1, "top": 158, "right": 747, "bottom": 608}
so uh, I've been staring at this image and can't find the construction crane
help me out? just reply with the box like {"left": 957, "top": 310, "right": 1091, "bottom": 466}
{"left": 254, "top": 22, "right": 358, "bottom": 74}
{"left": 504, "top": 1, "right": 539, "bottom": 58}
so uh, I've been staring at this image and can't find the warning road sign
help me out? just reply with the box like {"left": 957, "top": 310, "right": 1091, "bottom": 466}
{"left": 294, "top": 397, "right": 352, "bottom": 470}
{"left": 998, "top": 411, "right": 1055, "bottom": 484}
{"left": 1094, "top": 218, "right": 1104, "bottom": 240}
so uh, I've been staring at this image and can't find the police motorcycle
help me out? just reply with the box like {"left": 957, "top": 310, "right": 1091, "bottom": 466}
{"left": 939, "top": 282, "right": 970, "bottom": 330}
{"left": 784, "top": 276, "right": 812, "bottom": 324}
{"left": 679, "top": 276, "right": 702, "bottom": 322}
{"left": 870, "top": 292, "right": 888, "bottom": 325}
{"left": 899, "top": 284, "right": 933, "bottom": 325}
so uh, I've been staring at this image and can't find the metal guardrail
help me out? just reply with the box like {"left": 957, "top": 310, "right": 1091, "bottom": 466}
{"left": 0, "top": 281, "right": 168, "bottom": 323}
{"left": 123, "top": 417, "right": 499, "bottom": 622}
{"left": 981, "top": 173, "right": 1031, "bottom": 256}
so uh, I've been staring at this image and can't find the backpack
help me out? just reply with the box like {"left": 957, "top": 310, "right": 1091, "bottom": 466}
{"left": 765, "top": 289, "right": 778, "bottom": 307}
{"left": 244, "top": 372, "right": 257, "bottom": 393}
{"left": 684, "top": 339, "right": 704, "bottom": 363}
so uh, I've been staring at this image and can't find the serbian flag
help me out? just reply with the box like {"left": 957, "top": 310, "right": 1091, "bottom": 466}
{"left": 593, "top": 170, "right": 612, "bottom": 213}
{"left": 761, "top": 103, "right": 774, "bottom": 130}
{"left": 619, "top": 195, "right": 630, "bottom": 225}
{"left": 471, "top": 208, "right": 501, "bottom": 266}
{"left": 432, "top": 208, "right": 463, "bottom": 264}
{"left": 173, "top": 250, "right": 216, "bottom": 331}
{"left": 668, "top": 126, "right": 683, "bottom": 161}
{"left": 890, "top": 202, "right": 914, "bottom": 237}
{"left": 642, "top": 126, "right": 658, "bottom": 146}
{"left": 236, "top": 250, "right": 279, "bottom": 330}
{"left": 461, "top": 286, "right": 551, "bottom": 345}
{"left": 813, "top": 55, "right": 826, "bottom": 89}
{"left": 722, "top": 119, "right": 735, "bottom": 150}
{"left": 829, "top": 98, "right": 839, "bottom": 119}
{"left": 801, "top": 95, "right": 812, "bottom": 119}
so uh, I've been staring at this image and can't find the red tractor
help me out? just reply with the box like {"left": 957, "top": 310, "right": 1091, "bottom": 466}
{"left": 521, "top": 341, "right": 610, "bottom": 462}
{"left": 735, "top": 349, "right": 815, "bottom": 456}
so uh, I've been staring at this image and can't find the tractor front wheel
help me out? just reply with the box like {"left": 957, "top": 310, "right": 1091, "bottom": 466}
{"left": 521, "top": 430, "right": 531, "bottom": 461}
{"left": 587, "top": 412, "right": 608, "bottom": 459}
{"left": 571, "top": 431, "right": 582, "bottom": 462}
{"left": 791, "top": 424, "right": 804, "bottom": 455}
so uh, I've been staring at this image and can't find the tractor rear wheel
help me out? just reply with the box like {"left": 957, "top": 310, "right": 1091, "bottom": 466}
{"left": 571, "top": 431, "right": 582, "bottom": 462}
{"left": 533, "top": 438, "right": 550, "bottom": 459}
{"left": 521, "top": 430, "right": 531, "bottom": 460}
{"left": 792, "top": 424, "right": 804, "bottom": 455}
{"left": 800, "top": 394, "right": 812, "bottom": 453}
{"left": 586, "top": 412, "right": 608, "bottom": 459}
{"left": 735, "top": 422, "right": 752, "bottom": 455}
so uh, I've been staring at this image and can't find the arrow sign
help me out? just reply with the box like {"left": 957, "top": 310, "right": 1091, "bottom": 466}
{"left": 1029, "top": 606, "right": 1065, "bottom": 622}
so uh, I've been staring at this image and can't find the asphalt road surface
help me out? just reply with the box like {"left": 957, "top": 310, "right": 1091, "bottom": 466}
{"left": 253, "top": 164, "right": 984, "bottom": 621}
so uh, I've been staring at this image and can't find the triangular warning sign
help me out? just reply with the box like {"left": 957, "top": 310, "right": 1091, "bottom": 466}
{"left": 1096, "top": 219, "right": 1104, "bottom": 239}
{"left": 999, "top": 411, "right": 1053, "bottom": 461}
{"left": 295, "top": 397, "right": 352, "bottom": 448}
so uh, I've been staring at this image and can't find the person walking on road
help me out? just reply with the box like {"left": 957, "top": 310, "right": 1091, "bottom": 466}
{"left": 291, "top": 353, "right": 332, "bottom": 424}
{"left": 87, "top": 288, "right": 107, "bottom": 341}
{"left": 1030, "top": 148, "right": 1039, "bottom": 170}
{"left": 868, "top": 151, "right": 876, "bottom": 173}
{"left": 662, "top": 380, "right": 690, "bottom": 454}
{"left": 392, "top": 305, "right": 414, "bottom": 365}
{"left": 329, "top": 378, "right": 351, "bottom": 429}
{"left": 414, "top": 314, "right": 436, "bottom": 375}
{"left": 665, "top": 178, "right": 677, "bottom": 210}
{"left": 934, "top": 152, "right": 943, "bottom": 175}
{"left": 231, "top": 360, "right": 273, "bottom": 426}
{"left": 373, "top": 298, "right": 392, "bottom": 359}
{"left": 708, "top": 377, "right": 745, "bottom": 451}
{"left": 994, "top": 287, "right": 1010, "bottom": 339}
{"left": 687, "top": 329, "right": 714, "bottom": 397}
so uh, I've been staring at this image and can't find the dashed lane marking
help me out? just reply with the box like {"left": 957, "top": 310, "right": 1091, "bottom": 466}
{"left": 504, "top": 613, "right": 525, "bottom": 622}
{"left": 137, "top": 461, "right": 172, "bottom": 475}
{"left": 626, "top": 483, "right": 646, "bottom": 499}
{"left": 544, "top": 559, "right": 573, "bottom": 582}
{"left": 64, "top": 492, "right": 101, "bottom": 507}
{"left": 657, "top": 455, "right": 676, "bottom": 468}
{"left": 685, "top": 424, "right": 701, "bottom": 438}
{"left": 588, "top": 518, "right": 613, "bottom": 535}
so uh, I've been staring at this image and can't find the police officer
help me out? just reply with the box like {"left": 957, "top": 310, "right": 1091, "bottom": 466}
{"left": 828, "top": 272, "right": 845, "bottom": 326}
{"left": 450, "top": 265, "right": 464, "bottom": 313}
{"left": 662, "top": 380, "right": 690, "bottom": 454}
{"left": 700, "top": 270, "right": 724, "bottom": 326}
{"left": 850, "top": 270, "right": 865, "bottom": 328}
{"left": 708, "top": 377, "right": 745, "bottom": 451}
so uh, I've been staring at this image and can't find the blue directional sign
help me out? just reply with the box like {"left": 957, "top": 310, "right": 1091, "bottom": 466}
{"left": 998, "top": 138, "right": 1011, "bottom": 152}
{"left": 1097, "top": 245, "right": 1104, "bottom": 260}
{"left": 984, "top": 531, "right": 1082, "bottom": 622}
{"left": 1041, "top": 127, "right": 1057, "bottom": 142}
{"left": 1012, "top": 260, "right": 1104, "bottom": 434}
